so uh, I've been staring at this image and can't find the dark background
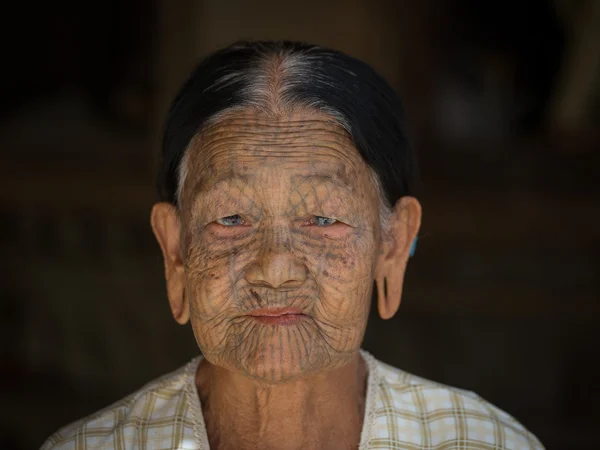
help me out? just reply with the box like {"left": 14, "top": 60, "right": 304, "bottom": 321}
{"left": 1, "top": 1, "right": 599, "bottom": 449}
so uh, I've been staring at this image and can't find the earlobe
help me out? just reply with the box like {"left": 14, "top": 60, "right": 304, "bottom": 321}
{"left": 376, "top": 275, "right": 394, "bottom": 319}
{"left": 173, "top": 287, "right": 190, "bottom": 325}
{"left": 376, "top": 267, "right": 406, "bottom": 320}
{"left": 375, "top": 196, "right": 422, "bottom": 320}
{"left": 150, "top": 203, "right": 188, "bottom": 325}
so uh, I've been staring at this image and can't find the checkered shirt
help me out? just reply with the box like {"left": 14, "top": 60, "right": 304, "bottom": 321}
{"left": 41, "top": 350, "right": 544, "bottom": 449}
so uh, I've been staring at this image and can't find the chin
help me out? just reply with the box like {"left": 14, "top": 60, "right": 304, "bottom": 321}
{"left": 230, "top": 332, "right": 317, "bottom": 383}
{"left": 200, "top": 319, "right": 361, "bottom": 383}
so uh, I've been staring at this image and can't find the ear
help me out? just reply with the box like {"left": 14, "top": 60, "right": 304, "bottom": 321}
{"left": 150, "top": 202, "right": 189, "bottom": 325}
{"left": 375, "top": 196, "right": 422, "bottom": 320}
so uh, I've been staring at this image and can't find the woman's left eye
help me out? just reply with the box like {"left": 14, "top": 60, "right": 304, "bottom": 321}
{"left": 216, "top": 215, "right": 245, "bottom": 226}
{"left": 313, "top": 216, "right": 337, "bottom": 227}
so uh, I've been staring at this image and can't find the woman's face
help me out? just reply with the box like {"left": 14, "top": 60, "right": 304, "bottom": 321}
{"left": 177, "top": 109, "right": 384, "bottom": 383}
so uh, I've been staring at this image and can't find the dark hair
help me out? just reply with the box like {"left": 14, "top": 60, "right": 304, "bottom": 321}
{"left": 158, "top": 40, "right": 417, "bottom": 208}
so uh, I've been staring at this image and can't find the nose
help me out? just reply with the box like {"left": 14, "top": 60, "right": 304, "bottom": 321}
{"left": 244, "top": 224, "right": 307, "bottom": 289}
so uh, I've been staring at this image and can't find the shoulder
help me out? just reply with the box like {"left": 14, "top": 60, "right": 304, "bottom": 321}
{"left": 40, "top": 358, "right": 201, "bottom": 450}
{"left": 367, "top": 355, "right": 545, "bottom": 449}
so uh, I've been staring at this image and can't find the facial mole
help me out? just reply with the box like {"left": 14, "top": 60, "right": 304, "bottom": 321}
{"left": 323, "top": 269, "right": 329, "bottom": 277}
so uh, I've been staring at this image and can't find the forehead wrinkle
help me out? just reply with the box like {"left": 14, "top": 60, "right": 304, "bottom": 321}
{"left": 187, "top": 127, "right": 358, "bottom": 171}
{"left": 183, "top": 143, "right": 362, "bottom": 200}
{"left": 199, "top": 116, "right": 354, "bottom": 145}
{"left": 185, "top": 142, "right": 363, "bottom": 181}
{"left": 179, "top": 109, "right": 369, "bottom": 210}
{"left": 198, "top": 131, "right": 353, "bottom": 151}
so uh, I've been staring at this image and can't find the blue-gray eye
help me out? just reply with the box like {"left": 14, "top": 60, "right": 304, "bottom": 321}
{"left": 314, "top": 216, "right": 337, "bottom": 227}
{"left": 216, "top": 215, "right": 243, "bottom": 226}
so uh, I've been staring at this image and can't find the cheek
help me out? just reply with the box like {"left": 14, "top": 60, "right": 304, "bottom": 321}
{"left": 184, "top": 240, "right": 247, "bottom": 353}
{"left": 184, "top": 237, "right": 243, "bottom": 315}
{"left": 302, "top": 232, "right": 377, "bottom": 311}
{"left": 302, "top": 231, "right": 377, "bottom": 282}
{"left": 185, "top": 227, "right": 251, "bottom": 276}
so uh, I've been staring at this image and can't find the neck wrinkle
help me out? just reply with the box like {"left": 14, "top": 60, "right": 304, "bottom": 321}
{"left": 196, "top": 351, "right": 368, "bottom": 448}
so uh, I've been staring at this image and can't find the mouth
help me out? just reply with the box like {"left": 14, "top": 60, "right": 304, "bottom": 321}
{"left": 246, "top": 307, "right": 308, "bottom": 326}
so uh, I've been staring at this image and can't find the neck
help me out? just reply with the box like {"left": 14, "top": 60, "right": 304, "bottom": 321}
{"left": 196, "top": 351, "right": 367, "bottom": 450}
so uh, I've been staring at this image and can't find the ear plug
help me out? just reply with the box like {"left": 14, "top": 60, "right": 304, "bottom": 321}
{"left": 409, "top": 237, "right": 418, "bottom": 257}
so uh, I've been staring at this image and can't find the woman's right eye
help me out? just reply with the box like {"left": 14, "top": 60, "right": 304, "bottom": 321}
{"left": 215, "top": 215, "right": 245, "bottom": 227}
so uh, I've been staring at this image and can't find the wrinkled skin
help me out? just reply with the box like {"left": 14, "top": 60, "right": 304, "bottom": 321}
{"left": 151, "top": 107, "right": 421, "bottom": 449}
{"left": 178, "top": 111, "right": 382, "bottom": 383}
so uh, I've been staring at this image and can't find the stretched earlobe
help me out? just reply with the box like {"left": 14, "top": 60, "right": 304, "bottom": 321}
{"left": 376, "top": 273, "right": 404, "bottom": 320}
{"left": 375, "top": 197, "right": 421, "bottom": 320}
{"left": 173, "top": 286, "right": 190, "bottom": 325}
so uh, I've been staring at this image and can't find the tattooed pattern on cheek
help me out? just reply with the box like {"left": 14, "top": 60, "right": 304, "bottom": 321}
{"left": 179, "top": 110, "right": 382, "bottom": 383}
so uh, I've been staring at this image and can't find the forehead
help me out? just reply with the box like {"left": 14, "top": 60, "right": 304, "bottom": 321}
{"left": 183, "top": 109, "right": 370, "bottom": 191}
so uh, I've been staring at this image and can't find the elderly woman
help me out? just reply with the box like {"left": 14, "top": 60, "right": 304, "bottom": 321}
{"left": 43, "top": 41, "right": 543, "bottom": 449}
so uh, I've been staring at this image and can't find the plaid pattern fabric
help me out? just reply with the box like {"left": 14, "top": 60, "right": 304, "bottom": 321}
{"left": 42, "top": 350, "right": 544, "bottom": 449}
{"left": 362, "top": 354, "right": 544, "bottom": 449}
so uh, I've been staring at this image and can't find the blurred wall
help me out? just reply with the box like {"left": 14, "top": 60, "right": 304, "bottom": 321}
{"left": 1, "top": 1, "right": 599, "bottom": 449}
